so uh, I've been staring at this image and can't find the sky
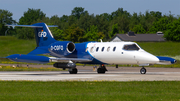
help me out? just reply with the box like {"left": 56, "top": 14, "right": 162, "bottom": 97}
{"left": 0, "top": 0, "right": 180, "bottom": 22}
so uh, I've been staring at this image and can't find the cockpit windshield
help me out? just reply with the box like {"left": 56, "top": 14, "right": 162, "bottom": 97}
{"left": 123, "top": 44, "right": 140, "bottom": 51}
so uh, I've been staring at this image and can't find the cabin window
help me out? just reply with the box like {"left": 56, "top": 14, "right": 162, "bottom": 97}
{"left": 96, "top": 47, "right": 99, "bottom": 52}
{"left": 107, "top": 47, "right": 110, "bottom": 52}
{"left": 102, "top": 47, "right": 105, "bottom": 52}
{"left": 85, "top": 47, "right": 88, "bottom": 52}
{"left": 113, "top": 47, "right": 116, "bottom": 51}
{"left": 123, "top": 44, "right": 139, "bottom": 51}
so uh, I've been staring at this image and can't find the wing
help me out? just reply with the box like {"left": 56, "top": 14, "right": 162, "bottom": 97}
{"left": 49, "top": 57, "right": 92, "bottom": 63}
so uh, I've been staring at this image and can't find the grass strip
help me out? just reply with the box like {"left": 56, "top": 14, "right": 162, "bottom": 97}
{"left": 0, "top": 81, "right": 179, "bottom": 101}
{"left": 0, "top": 66, "right": 63, "bottom": 71}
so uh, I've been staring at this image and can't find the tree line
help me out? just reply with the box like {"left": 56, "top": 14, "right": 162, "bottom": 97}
{"left": 0, "top": 7, "right": 180, "bottom": 42}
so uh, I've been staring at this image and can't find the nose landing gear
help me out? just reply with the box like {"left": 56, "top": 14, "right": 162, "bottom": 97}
{"left": 140, "top": 67, "right": 146, "bottom": 74}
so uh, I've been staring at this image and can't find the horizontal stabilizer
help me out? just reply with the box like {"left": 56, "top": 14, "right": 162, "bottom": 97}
{"left": 6, "top": 24, "right": 58, "bottom": 28}
{"left": 6, "top": 54, "right": 50, "bottom": 64}
{"left": 28, "top": 47, "right": 50, "bottom": 55}
{"left": 7, "top": 23, "right": 58, "bottom": 47}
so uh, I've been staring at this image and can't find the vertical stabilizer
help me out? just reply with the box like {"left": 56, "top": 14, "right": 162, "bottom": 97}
{"left": 33, "top": 23, "right": 57, "bottom": 47}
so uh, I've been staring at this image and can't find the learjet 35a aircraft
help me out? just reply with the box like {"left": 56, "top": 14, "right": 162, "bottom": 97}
{"left": 6, "top": 23, "right": 176, "bottom": 74}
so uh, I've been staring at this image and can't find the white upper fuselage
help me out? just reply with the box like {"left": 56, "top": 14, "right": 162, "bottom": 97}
{"left": 86, "top": 41, "right": 159, "bottom": 65}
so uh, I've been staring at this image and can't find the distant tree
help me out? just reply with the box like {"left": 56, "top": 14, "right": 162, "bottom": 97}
{"left": 50, "top": 15, "right": 60, "bottom": 25}
{"left": 110, "top": 8, "right": 131, "bottom": 34}
{"left": 109, "top": 23, "right": 119, "bottom": 38}
{"left": 50, "top": 27, "right": 64, "bottom": 41}
{"left": 34, "top": 17, "right": 50, "bottom": 24}
{"left": 100, "top": 13, "right": 112, "bottom": 21}
{"left": 63, "top": 24, "right": 86, "bottom": 42}
{"left": 16, "top": 27, "right": 34, "bottom": 39}
{"left": 68, "top": 15, "right": 77, "bottom": 27}
{"left": 10, "top": 7, "right": 179, "bottom": 42}
{"left": 59, "top": 15, "right": 69, "bottom": 30}
{"left": 164, "top": 18, "right": 180, "bottom": 41}
{"left": 16, "top": 8, "right": 46, "bottom": 39}
{"left": 71, "top": 7, "right": 86, "bottom": 20}
{"left": 0, "top": 9, "right": 16, "bottom": 36}
{"left": 78, "top": 13, "right": 96, "bottom": 31}
{"left": 149, "top": 11, "right": 162, "bottom": 20}
{"left": 149, "top": 17, "right": 171, "bottom": 33}
{"left": 132, "top": 24, "right": 146, "bottom": 34}
{"left": 95, "top": 15, "right": 109, "bottom": 40}
{"left": 19, "top": 8, "right": 46, "bottom": 25}
{"left": 85, "top": 25, "right": 105, "bottom": 41}
{"left": 60, "top": 15, "right": 69, "bottom": 22}
{"left": 129, "top": 12, "right": 139, "bottom": 30}
{"left": 111, "top": 8, "right": 131, "bottom": 19}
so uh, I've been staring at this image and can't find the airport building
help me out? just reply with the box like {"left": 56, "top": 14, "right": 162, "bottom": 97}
{"left": 110, "top": 31, "right": 165, "bottom": 42}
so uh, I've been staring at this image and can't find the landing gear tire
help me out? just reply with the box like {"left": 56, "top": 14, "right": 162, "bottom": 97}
{"left": 69, "top": 68, "right": 78, "bottom": 74}
{"left": 140, "top": 67, "right": 146, "bottom": 74}
{"left": 97, "top": 65, "right": 107, "bottom": 74}
{"left": 97, "top": 68, "right": 105, "bottom": 74}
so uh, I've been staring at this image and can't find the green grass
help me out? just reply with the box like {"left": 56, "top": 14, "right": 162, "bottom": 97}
{"left": 0, "top": 65, "right": 63, "bottom": 71}
{"left": 0, "top": 36, "right": 36, "bottom": 57}
{"left": 0, "top": 81, "right": 180, "bottom": 101}
{"left": 138, "top": 42, "right": 180, "bottom": 56}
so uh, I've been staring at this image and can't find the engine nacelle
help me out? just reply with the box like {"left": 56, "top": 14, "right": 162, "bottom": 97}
{"left": 53, "top": 63, "right": 76, "bottom": 70}
{"left": 48, "top": 41, "right": 75, "bottom": 56}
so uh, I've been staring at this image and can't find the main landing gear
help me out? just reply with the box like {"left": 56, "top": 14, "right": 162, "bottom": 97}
{"left": 140, "top": 66, "right": 146, "bottom": 74}
{"left": 53, "top": 62, "right": 78, "bottom": 74}
{"left": 97, "top": 64, "right": 108, "bottom": 74}
{"left": 69, "top": 68, "right": 78, "bottom": 74}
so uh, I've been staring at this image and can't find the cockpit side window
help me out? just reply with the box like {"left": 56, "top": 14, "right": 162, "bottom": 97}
{"left": 123, "top": 44, "right": 139, "bottom": 51}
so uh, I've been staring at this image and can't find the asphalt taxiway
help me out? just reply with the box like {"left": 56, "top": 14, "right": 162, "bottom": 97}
{"left": 0, "top": 64, "right": 180, "bottom": 81}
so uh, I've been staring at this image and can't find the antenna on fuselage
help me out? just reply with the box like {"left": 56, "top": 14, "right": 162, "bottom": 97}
{"left": 99, "top": 39, "right": 103, "bottom": 43}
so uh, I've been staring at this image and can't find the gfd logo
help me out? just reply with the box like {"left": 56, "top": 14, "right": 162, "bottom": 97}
{"left": 51, "top": 45, "right": 63, "bottom": 51}
{"left": 38, "top": 31, "right": 47, "bottom": 37}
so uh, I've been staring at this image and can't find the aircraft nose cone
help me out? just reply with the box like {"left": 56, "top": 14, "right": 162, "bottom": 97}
{"left": 135, "top": 52, "right": 159, "bottom": 64}
{"left": 146, "top": 55, "right": 159, "bottom": 63}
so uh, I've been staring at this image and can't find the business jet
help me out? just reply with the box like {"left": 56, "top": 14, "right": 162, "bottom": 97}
{"left": 6, "top": 23, "right": 176, "bottom": 74}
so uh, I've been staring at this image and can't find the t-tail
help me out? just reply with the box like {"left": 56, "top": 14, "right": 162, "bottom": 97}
{"left": 6, "top": 23, "right": 57, "bottom": 47}
{"left": 6, "top": 23, "right": 58, "bottom": 63}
